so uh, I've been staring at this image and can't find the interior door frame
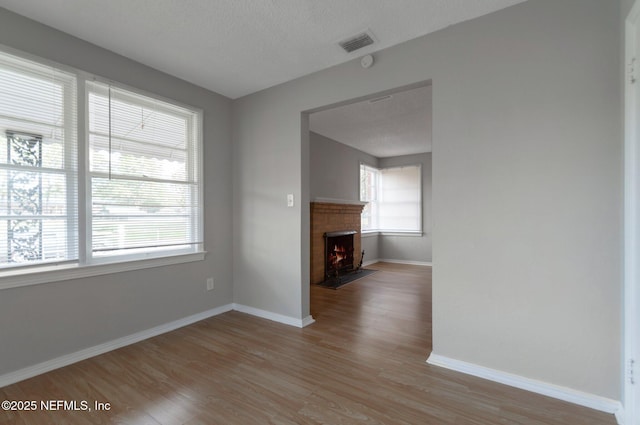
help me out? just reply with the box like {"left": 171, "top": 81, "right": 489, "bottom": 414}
{"left": 625, "top": 2, "right": 640, "bottom": 424}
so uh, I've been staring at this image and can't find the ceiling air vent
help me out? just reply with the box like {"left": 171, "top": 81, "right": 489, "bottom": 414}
{"left": 339, "top": 30, "right": 375, "bottom": 53}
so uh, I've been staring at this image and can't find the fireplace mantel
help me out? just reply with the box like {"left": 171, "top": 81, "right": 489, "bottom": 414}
{"left": 313, "top": 197, "right": 367, "bottom": 206}
{"left": 325, "top": 230, "right": 357, "bottom": 238}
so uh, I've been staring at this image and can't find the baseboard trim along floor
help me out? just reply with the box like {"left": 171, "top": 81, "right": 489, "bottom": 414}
{"left": 363, "top": 258, "right": 432, "bottom": 267}
{"left": 232, "top": 303, "right": 315, "bottom": 328}
{"left": 427, "top": 353, "right": 623, "bottom": 422}
{"left": 0, "top": 303, "right": 234, "bottom": 388}
{"left": 0, "top": 303, "right": 315, "bottom": 389}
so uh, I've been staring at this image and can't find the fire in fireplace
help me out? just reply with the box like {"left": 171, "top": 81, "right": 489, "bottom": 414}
{"left": 324, "top": 230, "right": 356, "bottom": 278}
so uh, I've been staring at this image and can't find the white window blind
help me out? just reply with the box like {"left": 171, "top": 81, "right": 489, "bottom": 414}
{"left": 360, "top": 163, "right": 421, "bottom": 233}
{"left": 86, "top": 81, "right": 202, "bottom": 261}
{"left": 379, "top": 165, "right": 421, "bottom": 232}
{"left": 0, "top": 51, "right": 77, "bottom": 269}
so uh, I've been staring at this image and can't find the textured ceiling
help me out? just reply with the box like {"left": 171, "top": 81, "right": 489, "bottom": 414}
{"left": 310, "top": 85, "right": 431, "bottom": 158}
{"left": 0, "top": 0, "right": 526, "bottom": 99}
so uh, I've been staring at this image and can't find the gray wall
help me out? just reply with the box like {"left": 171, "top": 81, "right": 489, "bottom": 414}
{"left": 378, "top": 153, "right": 432, "bottom": 263}
{"left": 623, "top": 0, "right": 635, "bottom": 20}
{"left": 0, "top": 8, "right": 233, "bottom": 376}
{"left": 361, "top": 234, "right": 380, "bottom": 264}
{"left": 309, "top": 132, "right": 380, "bottom": 261}
{"left": 309, "top": 131, "right": 378, "bottom": 201}
{"left": 233, "top": 0, "right": 621, "bottom": 400}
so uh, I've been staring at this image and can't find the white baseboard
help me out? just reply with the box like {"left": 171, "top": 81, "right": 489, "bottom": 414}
{"left": 364, "top": 258, "right": 432, "bottom": 267}
{"left": 301, "top": 315, "right": 316, "bottom": 327}
{"left": 0, "top": 302, "right": 317, "bottom": 389}
{"left": 615, "top": 406, "right": 625, "bottom": 425}
{"left": 427, "top": 353, "right": 623, "bottom": 419}
{"left": 232, "top": 303, "right": 315, "bottom": 328}
{"left": 0, "top": 303, "right": 234, "bottom": 389}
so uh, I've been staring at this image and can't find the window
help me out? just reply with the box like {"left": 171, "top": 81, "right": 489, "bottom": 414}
{"left": 0, "top": 47, "right": 203, "bottom": 278}
{"left": 360, "top": 163, "right": 421, "bottom": 233}
{"left": 86, "top": 82, "right": 202, "bottom": 261}
{"left": 360, "top": 164, "right": 379, "bottom": 231}
{"left": 0, "top": 52, "right": 77, "bottom": 269}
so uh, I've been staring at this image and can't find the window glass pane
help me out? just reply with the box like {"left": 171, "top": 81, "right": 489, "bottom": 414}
{"left": 87, "top": 91, "right": 188, "bottom": 148}
{"left": 91, "top": 177, "right": 196, "bottom": 255}
{"left": 41, "top": 219, "right": 70, "bottom": 260}
{"left": 0, "top": 220, "right": 6, "bottom": 264}
{"left": 1, "top": 170, "right": 67, "bottom": 215}
{"left": 90, "top": 134, "right": 187, "bottom": 181}
{"left": 0, "top": 66, "right": 65, "bottom": 126}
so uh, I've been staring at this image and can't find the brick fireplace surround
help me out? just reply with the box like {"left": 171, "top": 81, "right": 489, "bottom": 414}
{"left": 310, "top": 201, "right": 365, "bottom": 284}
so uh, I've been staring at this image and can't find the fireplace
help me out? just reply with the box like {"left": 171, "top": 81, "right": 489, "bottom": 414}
{"left": 310, "top": 201, "right": 365, "bottom": 284}
{"left": 325, "top": 230, "right": 356, "bottom": 278}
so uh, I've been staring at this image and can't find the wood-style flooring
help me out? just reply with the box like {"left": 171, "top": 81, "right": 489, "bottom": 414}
{"left": 0, "top": 262, "right": 615, "bottom": 424}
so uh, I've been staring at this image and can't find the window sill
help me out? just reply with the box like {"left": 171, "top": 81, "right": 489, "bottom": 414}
{"left": 361, "top": 231, "right": 380, "bottom": 238}
{"left": 361, "top": 231, "right": 424, "bottom": 237}
{"left": 0, "top": 251, "right": 206, "bottom": 291}
{"left": 381, "top": 231, "right": 424, "bottom": 237}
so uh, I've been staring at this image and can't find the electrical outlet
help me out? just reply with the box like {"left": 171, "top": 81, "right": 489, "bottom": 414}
{"left": 206, "top": 277, "right": 214, "bottom": 291}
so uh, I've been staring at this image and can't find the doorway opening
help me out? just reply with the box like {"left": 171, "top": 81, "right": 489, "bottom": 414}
{"left": 302, "top": 80, "right": 433, "bottom": 354}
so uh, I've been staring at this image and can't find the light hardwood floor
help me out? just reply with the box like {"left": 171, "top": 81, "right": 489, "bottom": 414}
{"left": 1, "top": 262, "right": 615, "bottom": 424}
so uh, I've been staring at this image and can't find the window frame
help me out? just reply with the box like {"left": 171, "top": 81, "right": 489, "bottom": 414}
{"left": 359, "top": 162, "right": 423, "bottom": 235}
{"left": 0, "top": 46, "right": 206, "bottom": 290}
{"left": 84, "top": 78, "right": 204, "bottom": 265}
{"left": 0, "top": 46, "right": 79, "bottom": 270}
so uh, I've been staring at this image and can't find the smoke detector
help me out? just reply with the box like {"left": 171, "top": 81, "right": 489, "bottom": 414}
{"left": 339, "top": 30, "right": 376, "bottom": 53}
{"left": 361, "top": 54, "right": 374, "bottom": 69}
